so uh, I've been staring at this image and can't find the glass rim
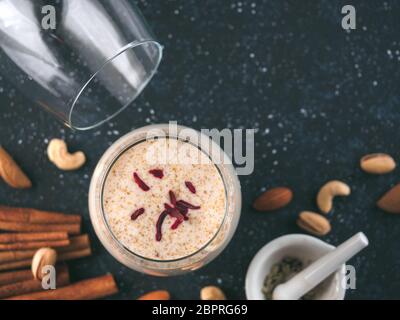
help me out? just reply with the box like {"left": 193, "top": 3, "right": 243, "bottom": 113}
{"left": 68, "top": 39, "right": 163, "bottom": 131}
{"left": 98, "top": 134, "right": 230, "bottom": 264}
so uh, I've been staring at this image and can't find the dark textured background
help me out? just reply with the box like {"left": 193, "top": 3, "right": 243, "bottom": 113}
{"left": 1, "top": 0, "right": 400, "bottom": 299}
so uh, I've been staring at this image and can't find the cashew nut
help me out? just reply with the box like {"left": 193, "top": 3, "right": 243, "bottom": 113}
{"left": 47, "top": 139, "right": 86, "bottom": 171}
{"left": 31, "top": 247, "right": 57, "bottom": 280}
{"left": 316, "top": 180, "right": 350, "bottom": 213}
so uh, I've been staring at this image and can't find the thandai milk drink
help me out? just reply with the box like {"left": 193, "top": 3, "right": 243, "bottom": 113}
{"left": 103, "top": 138, "right": 227, "bottom": 260}
{"left": 89, "top": 125, "right": 241, "bottom": 275}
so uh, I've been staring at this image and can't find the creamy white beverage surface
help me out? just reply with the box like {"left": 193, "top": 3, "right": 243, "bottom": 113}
{"left": 103, "top": 138, "right": 227, "bottom": 260}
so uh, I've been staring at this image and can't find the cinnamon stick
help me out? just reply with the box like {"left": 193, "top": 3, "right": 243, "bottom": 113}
{"left": 7, "top": 274, "right": 118, "bottom": 300}
{"left": 0, "top": 259, "right": 34, "bottom": 272}
{"left": 0, "top": 239, "right": 70, "bottom": 251}
{"left": 0, "top": 234, "right": 91, "bottom": 271}
{"left": 0, "top": 206, "right": 81, "bottom": 224}
{"left": 55, "top": 234, "right": 91, "bottom": 261}
{"left": 57, "top": 234, "right": 89, "bottom": 252}
{"left": 0, "top": 269, "right": 33, "bottom": 286}
{"left": 0, "top": 250, "right": 36, "bottom": 263}
{"left": 0, "top": 220, "right": 80, "bottom": 234}
{"left": 0, "top": 232, "right": 68, "bottom": 243}
{"left": 0, "top": 265, "right": 69, "bottom": 299}
{"left": 58, "top": 248, "right": 92, "bottom": 261}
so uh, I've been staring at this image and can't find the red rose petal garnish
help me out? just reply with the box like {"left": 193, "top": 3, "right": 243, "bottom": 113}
{"left": 154, "top": 190, "right": 200, "bottom": 240}
{"left": 168, "top": 208, "right": 185, "bottom": 221}
{"left": 130, "top": 208, "right": 145, "bottom": 220}
{"left": 133, "top": 172, "right": 150, "bottom": 191}
{"left": 176, "top": 202, "right": 189, "bottom": 216}
{"left": 149, "top": 169, "right": 164, "bottom": 179}
{"left": 156, "top": 210, "right": 168, "bottom": 241}
{"left": 176, "top": 200, "right": 200, "bottom": 210}
{"left": 185, "top": 181, "right": 196, "bottom": 194}
{"left": 171, "top": 218, "right": 183, "bottom": 230}
{"left": 164, "top": 203, "right": 184, "bottom": 220}
{"left": 169, "top": 190, "right": 177, "bottom": 206}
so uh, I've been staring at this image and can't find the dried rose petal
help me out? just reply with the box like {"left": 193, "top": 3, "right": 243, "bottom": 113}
{"left": 176, "top": 200, "right": 200, "bottom": 210}
{"left": 171, "top": 218, "right": 183, "bottom": 230}
{"left": 164, "top": 203, "right": 184, "bottom": 221}
{"left": 185, "top": 181, "right": 196, "bottom": 194}
{"left": 149, "top": 169, "right": 164, "bottom": 179}
{"left": 176, "top": 202, "right": 189, "bottom": 216}
{"left": 169, "top": 190, "right": 177, "bottom": 206}
{"left": 156, "top": 210, "right": 168, "bottom": 241}
{"left": 168, "top": 208, "right": 185, "bottom": 221}
{"left": 130, "top": 208, "right": 145, "bottom": 220}
{"left": 133, "top": 172, "right": 150, "bottom": 191}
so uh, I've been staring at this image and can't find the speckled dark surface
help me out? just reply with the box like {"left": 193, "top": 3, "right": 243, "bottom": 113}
{"left": 1, "top": 0, "right": 400, "bottom": 300}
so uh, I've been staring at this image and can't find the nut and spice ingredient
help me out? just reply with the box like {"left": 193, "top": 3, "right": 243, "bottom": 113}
{"left": 262, "top": 257, "right": 322, "bottom": 300}
{"left": 31, "top": 247, "right": 57, "bottom": 280}
{"left": 360, "top": 153, "right": 396, "bottom": 174}
{"left": 137, "top": 290, "right": 170, "bottom": 300}
{"left": 47, "top": 139, "right": 86, "bottom": 171}
{"left": 0, "top": 146, "right": 31, "bottom": 189}
{"left": 253, "top": 187, "right": 293, "bottom": 211}
{"left": 377, "top": 183, "right": 400, "bottom": 214}
{"left": 200, "top": 286, "right": 226, "bottom": 300}
{"left": 297, "top": 211, "right": 331, "bottom": 236}
{"left": 316, "top": 180, "right": 350, "bottom": 214}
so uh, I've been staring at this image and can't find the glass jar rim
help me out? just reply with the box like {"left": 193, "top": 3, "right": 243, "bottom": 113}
{"left": 68, "top": 40, "right": 163, "bottom": 131}
{"left": 99, "top": 136, "right": 230, "bottom": 263}
{"left": 89, "top": 124, "right": 241, "bottom": 269}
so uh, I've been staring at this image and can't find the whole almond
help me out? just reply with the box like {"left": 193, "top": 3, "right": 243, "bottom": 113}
{"left": 297, "top": 211, "right": 331, "bottom": 236}
{"left": 31, "top": 248, "right": 57, "bottom": 280}
{"left": 360, "top": 153, "right": 396, "bottom": 174}
{"left": 0, "top": 146, "right": 31, "bottom": 189}
{"left": 137, "top": 290, "right": 170, "bottom": 300}
{"left": 253, "top": 187, "right": 293, "bottom": 211}
{"left": 377, "top": 183, "right": 400, "bottom": 213}
{"left": 201, "top": 286, "right": 226, "bottom": 300}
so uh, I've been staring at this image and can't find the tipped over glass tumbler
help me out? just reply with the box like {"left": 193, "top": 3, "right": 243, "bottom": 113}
{"left": 0, "top": 0, "right": 163, "bottom": 130}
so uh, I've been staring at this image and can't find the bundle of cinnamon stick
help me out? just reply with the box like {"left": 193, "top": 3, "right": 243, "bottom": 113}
{"left": 0, "top": 205, "right": 81, "bottom": 234}
{"left": 0, "top": 205, "right": 118, "bottom": 300}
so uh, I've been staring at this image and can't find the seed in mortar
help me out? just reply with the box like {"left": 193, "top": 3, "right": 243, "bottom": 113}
{"left": 262, "top": 257, "right": 323, "bottom": 300}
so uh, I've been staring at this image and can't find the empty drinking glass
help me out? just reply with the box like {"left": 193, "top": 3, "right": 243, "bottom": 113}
{"left": 0, "top": 0, "right": 163, "bottom": 130}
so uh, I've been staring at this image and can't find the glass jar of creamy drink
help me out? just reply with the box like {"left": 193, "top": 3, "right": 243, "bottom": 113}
{"left": 89, "top": 124, "right": 241, "bottom": 276}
